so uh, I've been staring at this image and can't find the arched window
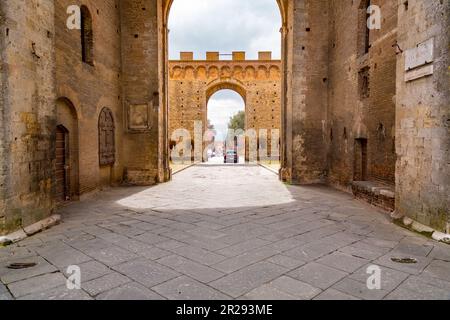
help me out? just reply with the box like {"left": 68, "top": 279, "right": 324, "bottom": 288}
{"left": 81, "top": 6, "right": 94, "bottom": 65}
{"left": 98, "top": 108, "right": 115, "bottom": 166}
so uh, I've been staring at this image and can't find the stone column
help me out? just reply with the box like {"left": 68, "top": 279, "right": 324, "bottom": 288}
{"left": 158, "top": 0, "right": 172, "bottom": 182}
{"left": 120, "top": 0, "right": 163, "bottom": 186}
{"left": 281, "top": 0, "right": 330, "bottom": 185}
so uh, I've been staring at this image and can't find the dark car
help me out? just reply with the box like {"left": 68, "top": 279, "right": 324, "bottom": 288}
{"left": 224, "top": 150, "right": 239, "bottom": 164}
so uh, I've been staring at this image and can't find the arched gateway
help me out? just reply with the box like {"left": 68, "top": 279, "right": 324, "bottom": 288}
{"left": 169, "top": 51, "right": 281, "bottom": 162}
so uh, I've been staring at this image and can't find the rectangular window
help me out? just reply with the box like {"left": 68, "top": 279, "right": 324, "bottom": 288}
{"left": 358, "top": 67, "right": 370, "bottom": 99}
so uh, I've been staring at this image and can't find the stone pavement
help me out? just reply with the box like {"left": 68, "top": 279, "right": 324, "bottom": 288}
{"left": 1, "top": 165, "right": 449, "bottom": 300}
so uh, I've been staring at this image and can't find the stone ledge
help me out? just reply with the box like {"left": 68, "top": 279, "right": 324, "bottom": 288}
{"left": 0, "top": 214, "right": 61, "bottom": 247}
{"left": 392, "top": 214, "right": 450, "bottom": 245}
{"left": 352, "top": 181, "right": 395, "bottom": 212}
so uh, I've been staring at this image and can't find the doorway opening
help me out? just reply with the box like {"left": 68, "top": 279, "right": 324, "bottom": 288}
{"left": 354, "top": 138, "right": 368, "bottom": 181}
{"left": 167, "top": 0, "right": 283, "bottom": 173}
{"left": 55, "top": 125, "right": 69, "bottom": 203}
{"left": 55, "top": 97, "right": 80, "bottom": 204}
{"left": 206, "top": 89, "right": 246, "bottom": 164}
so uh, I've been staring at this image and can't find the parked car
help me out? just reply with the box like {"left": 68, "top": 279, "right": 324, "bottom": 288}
{"left": 224, "top": 150, "right": 239, "bottom": 164}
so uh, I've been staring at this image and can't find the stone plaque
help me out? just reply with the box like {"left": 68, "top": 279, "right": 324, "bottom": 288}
{"left": 128, "top": 103, "right": 151, "bottom": 132}
{"left": 405, "top": 38, "right": 434, "bottom": 71}
{"left": 405, "top": 65, "right": 434, "bottom": 82}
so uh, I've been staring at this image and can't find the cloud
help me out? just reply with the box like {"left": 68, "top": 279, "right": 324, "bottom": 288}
{"left": 207, "top": 90, "right": 245, "bottom": 140}
{"left": 169, "top": 0, "right": 282, "bottom": 60}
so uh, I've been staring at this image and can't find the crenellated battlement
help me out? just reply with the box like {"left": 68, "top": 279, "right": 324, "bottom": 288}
{"left": 169, "top": 52, "right": 281, "bottom": 81}
{"left": 175, "top": 51, "right": 277, "bottom": 62}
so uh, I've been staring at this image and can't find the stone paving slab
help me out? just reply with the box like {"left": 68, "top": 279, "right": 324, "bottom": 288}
{"left": 113, "top": 259, "right": 180, "bottom": 288}
{"left": 212, "top": 246, "right": 281, "bottom": 274}
{"left": 316, "top": 252, "right": 369, "bottom": 273}
{"left": 82, "top": 272, "right": 131, "bottom": 297}
{"left": 313, "top": 288, "right": 360, "bottom": 300}
{"left": 96, "top": 282, "right": 164, "bottom": 300}
{"left": 61, "top": 260, "right": 112, "bottom": 282}
{"left": 0, "top": 256, "right": 58, "bottom": 285}
{"left": 8, "top": 273, "right": 68, "bottom": 298}
{"left": 0, "top": 282, "right": 13, "bottom": 300}
{"left": 152, "top": 276, "right": 230, "bottom": 300}
{"left": 0, "top": 165, "right": 449, "bottom": 300}
{"left": 243, "top": 276, "right": 321, "bottom": 300}
{"left": 157, "top": 255, "right": 225, "bottom": 283}
{"left": 288, "top": 262, "right": 349, "bottom": 290}
{"left": 18, "top": 286, "right": 93, "bottom": 300}
{"left": 210, "top": 262, "right": 288, "bottom": 298}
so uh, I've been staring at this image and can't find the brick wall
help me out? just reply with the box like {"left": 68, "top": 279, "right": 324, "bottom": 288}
{"left": 327, "top": 0, "right": 398, "bottom": 190}
{"left": 120, "top": 0, "right": 160, "bottom": 185}
{"left": 287, "top": 0, "right": 330, "bottom": 184}
{"left": 55, "top": 0, "right": 124, "bottom": 196}
{"left": 168, "top": 55, "right": 282, "bottom": 160}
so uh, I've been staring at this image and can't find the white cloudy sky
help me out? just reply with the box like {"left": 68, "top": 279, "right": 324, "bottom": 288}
{"left": 169, "top": 0, "right": 281, "bottom": 139}
{"left": 208, "top": 90, "right": 245, "bottom": 140}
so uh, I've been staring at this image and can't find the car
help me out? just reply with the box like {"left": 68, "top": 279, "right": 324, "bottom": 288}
{"left": 224, "top": 150, "right": 239, "bottom": 164}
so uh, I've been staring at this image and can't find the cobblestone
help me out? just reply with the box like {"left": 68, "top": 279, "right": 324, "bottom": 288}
{"left": 0, "top": 165, "right": 448, "bottom": 300}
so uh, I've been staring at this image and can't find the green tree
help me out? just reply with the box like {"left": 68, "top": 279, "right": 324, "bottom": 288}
{"left": 228, "top": 111, "right": 245, "bottom": 131}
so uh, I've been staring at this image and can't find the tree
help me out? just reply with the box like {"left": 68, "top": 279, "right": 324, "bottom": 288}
{"left": 228, "top": 111, "right": 245, "bottom": 131}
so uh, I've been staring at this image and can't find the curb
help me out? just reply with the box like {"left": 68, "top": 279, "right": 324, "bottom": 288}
{"left": 171, "top": 163, "right": 198, "bottom": 175}
{"left": 0, "top": 214, "right": 61, "bottom": 247}
{"left": 258, "top": 163, "right": 280, "bottom": 175}
{"left": 392, "top": 213, "right": 450, "bottom": 245}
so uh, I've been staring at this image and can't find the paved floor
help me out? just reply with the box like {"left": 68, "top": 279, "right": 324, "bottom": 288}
{"left": 1, "top": 165, "right": 449, "bottom": 300}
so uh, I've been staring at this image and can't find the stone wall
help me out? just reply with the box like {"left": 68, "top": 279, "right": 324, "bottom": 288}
{"left": 327, "top": 0, "right": 398, "bottom": 191}
{"left": 120, "top": 0, "right": 161, "bottom": 185}
{"left": 0, "top": 0, "right": 56, "bottom": 235}
{"left": 286, "top": 0, "right": 330, "bottom": 184}
{"left": 168, "top": 52, "right": 281, "bottom": 160}
{"left": 395, "top": 0, "right": 450, "bottom": 233}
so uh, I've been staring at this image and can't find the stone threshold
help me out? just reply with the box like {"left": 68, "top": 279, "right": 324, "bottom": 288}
{"left": 0, "top": 215, "right": 61, "bottom": 247}
{"left": 258, "top": 163, "right": 280, "bottom": 175}
{"left": 352, "top": 180, "right": 395, "bottom": 212}
{"left": 171, "top": 162, "right": 200, "bottom": 175}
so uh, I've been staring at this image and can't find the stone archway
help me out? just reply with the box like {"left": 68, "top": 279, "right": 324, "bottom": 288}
{"left": 168, "top": 53, "right": 282, "bottom": 166}
{"left": 161, "top": 0, "right": 289, "bottom": 179}
{"left": 206, "top": 80, "right": 247, "bottom": 104}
